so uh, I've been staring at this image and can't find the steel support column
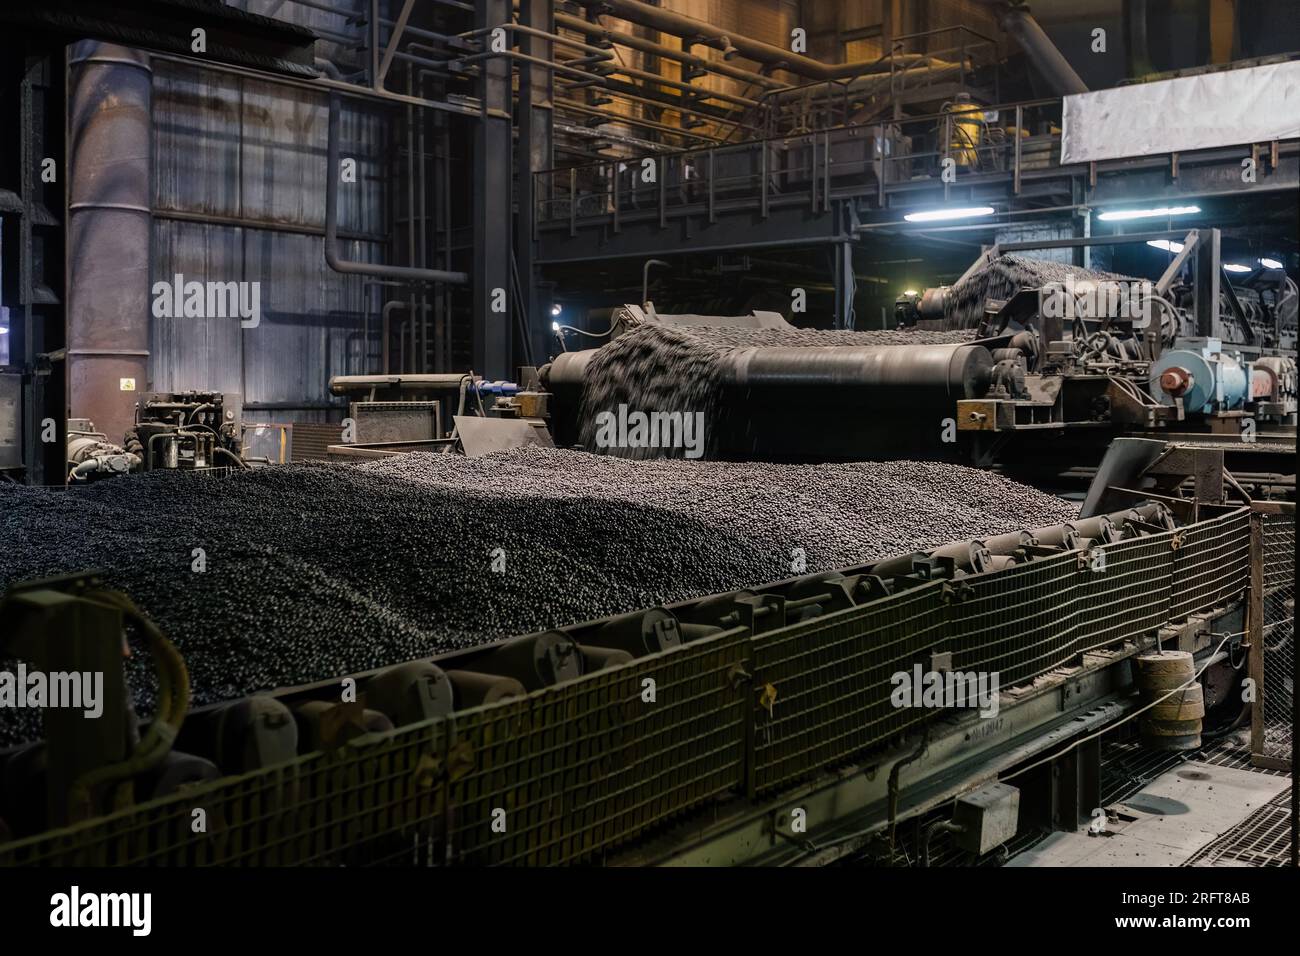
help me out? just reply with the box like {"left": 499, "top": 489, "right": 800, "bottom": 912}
{"left": 833, "top": 239, "right": 855, "bottom": 330}
{"left": 1194, "top": 227, "right": 1221, "bottom": 339}
{"left": 517, "top": 0, "right": 554, "bottom": 368}
{"left": 1, "top": 46, "right": 66, "bottom": 486}
{"left": 472, "top": 0, "right": 513, "bottom": 379}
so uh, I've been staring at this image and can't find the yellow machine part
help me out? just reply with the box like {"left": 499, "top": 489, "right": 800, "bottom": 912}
{"left": 944, "top": 97, "right": 983, "bottom": 167}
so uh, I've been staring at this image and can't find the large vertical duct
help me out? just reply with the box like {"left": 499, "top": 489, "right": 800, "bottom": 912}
{"left": 67, "top": 42, "right": 152, "bottom": 446}
{"left": 983, "top": 2, "right": 1090, "bottom": 95}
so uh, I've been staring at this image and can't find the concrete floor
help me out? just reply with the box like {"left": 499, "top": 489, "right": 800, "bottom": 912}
{"left": 1007, "top": 759, "right": 1291, "bottom": 867}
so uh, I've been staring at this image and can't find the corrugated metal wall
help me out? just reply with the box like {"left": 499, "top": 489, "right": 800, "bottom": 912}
{"left": 149, "top": 4, "right": 386, "bottom": 424}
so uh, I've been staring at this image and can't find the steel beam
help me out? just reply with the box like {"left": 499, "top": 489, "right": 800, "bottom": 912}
{"left": 473, "top": 0, "right": 513, "bottom": 379}
{"left": 375, "top": 0, "right": 416, "bottom": 89}
{"left": 833, "top": 240, "right": 855, "bottom": 330}
{"left": 1195, "top": 227, "right": 1221, "bottom": 339}
{"left": 537, "top": 201, "right": 849, "bottom": 265}
{"left": 518, "top": 0, "right": 555, "bottom": 368}
{"left": 0, "top": 0, "right": 318, "bottom": 77}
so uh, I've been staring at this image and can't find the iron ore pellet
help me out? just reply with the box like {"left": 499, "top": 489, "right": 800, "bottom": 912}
{"left": 0, "top": 448, "right": 1074, "bottom": 747}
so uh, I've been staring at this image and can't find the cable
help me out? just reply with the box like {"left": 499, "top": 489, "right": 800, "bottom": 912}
{"left": 920, "top": 818, "right": 964, "bottom": 867}
{"left": 556, "top": 321, "right": 617, "bottom": 338}
{"left": 214, "top": 447, "right": 251, "bottom": 470}
{"left": 1135, "top": 294, "right": 1181, "bottom": 346}
{"left": 887, "top": 727, "right": 929, "bottom": 856}
{"left": 66, "top": 589, "right": 191, "bottom": 822}
{"left": 184, "top": 402, "right": 215, "bottom": 426}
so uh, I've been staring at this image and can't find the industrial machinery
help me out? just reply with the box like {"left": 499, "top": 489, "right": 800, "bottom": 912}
{"left": 66, "top": 419, "right": 140, "bottom": 481}
{"left": 545, "top": 325, "right": 997, "bottom": 459}
{"left": 65, "top": 392, "right": 248, "bottom": 481}
{"left": 935, "top": 230, "right": 1297, "bottom": 486}
{"left": 325, "top": 372, "right": 554, "bottom": 459}
{"left": 123, "top": 391, "right": 246, "bottom": 473}
{"left": 538, "top": 230, "right": 1295, "bottom": 489}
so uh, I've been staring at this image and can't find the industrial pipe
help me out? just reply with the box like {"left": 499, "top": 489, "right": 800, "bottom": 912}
{"left": 324, "top": 94, "right": 469, "bottom": 284}
{"left": 973, "top": 0, "right": 1088, "bottom": 96}
{"left": 553, "top": 11, "right": 785, "bottom": 90}
{"left": 329, "top": 373, "right": 471, "bottom": 395}
{"left": 555, "top": 99, "right": 722, "bottom": 143}
{"left": 642, "top": 259, "right": 671, "bottom": 307}
{"left": 571, "top": 0, "right": 947, "bottom": 80}
{"left": 68, "top": 43, "right": 153, "bottom": 447}
{"left": 554, "top": 80, "right": 747, "bottom": 130}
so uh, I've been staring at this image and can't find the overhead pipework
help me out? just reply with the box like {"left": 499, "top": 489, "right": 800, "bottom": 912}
{"left": 972, "top": 0, "right": 1089, "bottom": 96}
{"left": 324, "top": 93, "right": 469, "bottom": 286}
{"left": 569, "top": 0, "right": 953, "bottom": 81}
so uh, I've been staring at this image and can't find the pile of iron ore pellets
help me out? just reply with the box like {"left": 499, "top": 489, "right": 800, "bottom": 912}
{"left": 943, "top": 255, "right": 1137, "bottom": 328}
{"left": 0, "top": 448, "right": 1074, "bottom": 745}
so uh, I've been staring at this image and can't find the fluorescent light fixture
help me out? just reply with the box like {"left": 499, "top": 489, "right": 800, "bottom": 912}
{"left": 1097, "top": 205, "right": 1200, "bottom": 222}
{"left": 903, "top": 205, "right": 995, "bottom": 223}
{"left": 551, "top": 303, "right": 563, "bottom": 316}
{"left": 1146, "top": 239, "right": 1185, "bottom": 253}
{"left": 1223, "top": 263, "right": 1252, "bottom": 273}
{"left": 903, "top": 289, "right": 919, "bottom": 296}
{"left": 1260, "top": 257, "right": 1284, "bottom": 270}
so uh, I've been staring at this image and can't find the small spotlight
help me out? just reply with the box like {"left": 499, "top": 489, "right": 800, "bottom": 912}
{"left": 903, "top": 206, "right": 995, "bottom": 223}
{"left": 1260, "top": 257, "right": 1284, "bottom": 270}
{"left": 551, "top": 321, "right": 561, "bottom": 333}
{"left": 1098, "top": 205, "right": 1200, "bottom": 222}
{"left": 1223, "top": 263, "right": 1252, "bottom": 273}
{"left": 903, "top": 289, "right": 919, "bottom": 296}
{"left": 551, "top": 303, "right": 563, "bottom": 316}
{"left": 1146, "top": 239, "right": 1185, "bottom": 253}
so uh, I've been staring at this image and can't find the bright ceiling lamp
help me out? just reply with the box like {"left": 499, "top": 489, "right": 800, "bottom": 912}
{"left": 1223, "top": 263, "right": 1252, "bottom": 273}
{"left": 1146, "top": 239, "right": 1185, "bottom": 252}
{"left": 1260, "top": 257, "right": 1284, "bottom": 270}
{"left": 1098, "top": 205, "right": 1200, "bottom": 222}
{"left": 903, "top": 205, "right": 995, "bottom": 223}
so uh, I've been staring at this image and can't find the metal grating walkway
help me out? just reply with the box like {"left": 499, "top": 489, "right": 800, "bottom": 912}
{"left": 1184, "top": 789, "right": 1294, "bottom": 867}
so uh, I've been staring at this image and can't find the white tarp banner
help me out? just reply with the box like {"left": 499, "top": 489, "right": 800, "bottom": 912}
{"left": 1060, "top": 61, "right": 1300, "bottom": 165}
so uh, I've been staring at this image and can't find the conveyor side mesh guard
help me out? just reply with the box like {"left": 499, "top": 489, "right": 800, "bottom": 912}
{"left": 1252, "top": 509, "right": 1294, "bottom": 772}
